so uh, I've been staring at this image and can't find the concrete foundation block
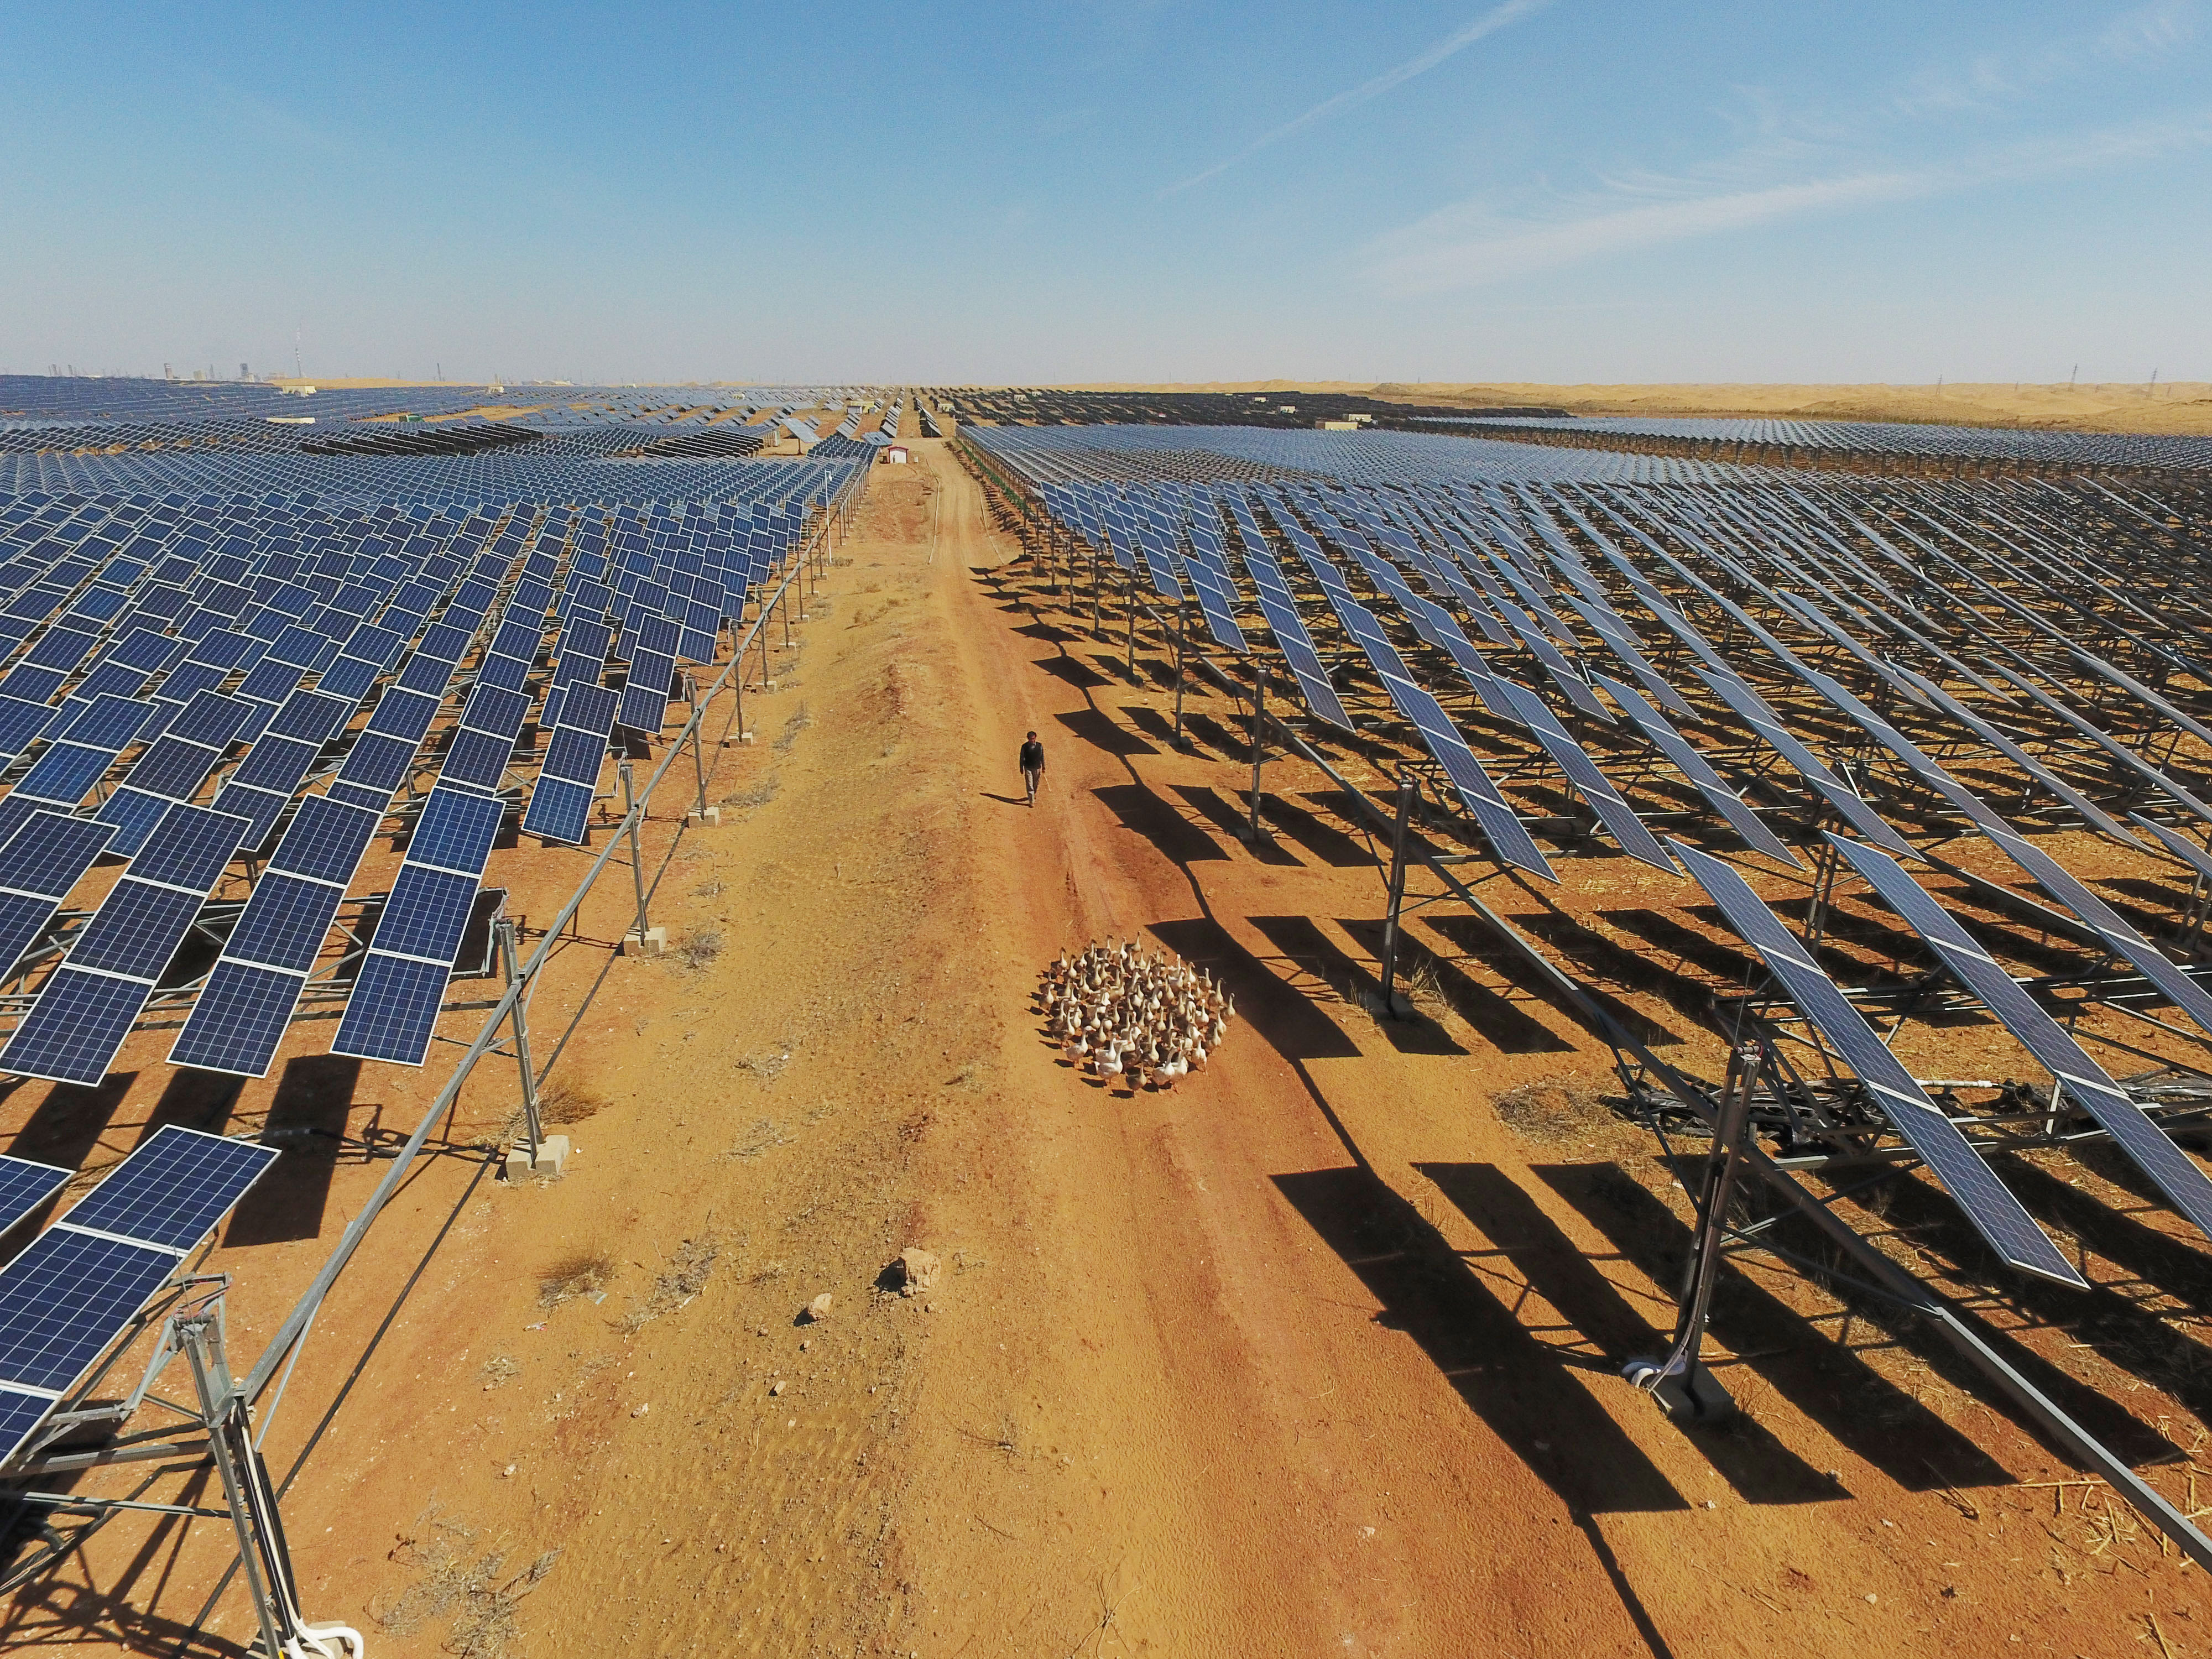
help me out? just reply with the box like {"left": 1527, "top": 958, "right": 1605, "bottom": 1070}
{"left": 686, "top": 806, "right": 723, "bottom": 827}
{"left": 533, "top": 1135, "right": 571, "bottom": 1177}
{"left": 622, "top": 926, "right": 669, "bottom": 958}
{"left": 503, "top": 1144, "right": 533, "bottom": 1181}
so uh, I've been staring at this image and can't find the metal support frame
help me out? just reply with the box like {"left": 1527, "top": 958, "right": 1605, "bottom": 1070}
{"left": 619, "top": 760, "right": 648, "bottom": 942}
{"left": 1376, "top": 773, "right": 1416, "bottom": 1018}
{"left": 1172, "top": 597, "right": 1188, "bottom": 746}
{"left": 1248, "top": 661, "right": 1268, "bottom": 843}
{"left": 498, "top": 915, "right": 541, "bottom": 1161}
{"left": 1624, "top": 1042, "right": 1765, "bottom": 1423}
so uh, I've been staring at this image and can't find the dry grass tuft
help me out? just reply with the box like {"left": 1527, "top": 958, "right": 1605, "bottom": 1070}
{"left": 622, "top": 1234, "right": 722, "bottom": 1333}
{"left": 1491, "top": 1075, "right": 1616, "bottom": 1144}
{"left": 669, "top": 926, "right": 723, "bottom": 971}
{"left": 538, "top": 1246, "right": 615, "bottom": 1310}
{"left": 774, "top": 703, "right": 812, "bottom": 753}
{"left": 375, "top": 1504, "right": 559, "bottom": 1659}
{"left": 727, "top": 1118, "right": 792, "bottom": 1159}
{"left": 722, "top": 775, "right": 780, "bottom": 811}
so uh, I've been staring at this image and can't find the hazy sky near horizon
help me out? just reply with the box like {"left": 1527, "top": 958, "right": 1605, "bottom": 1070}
{"left": 4, "top": 1, "right": 2207, "bottom": 386}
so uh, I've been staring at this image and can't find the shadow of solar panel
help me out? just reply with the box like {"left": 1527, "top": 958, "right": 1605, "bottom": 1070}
{"left": 1, "top": 968, "right": 155, "bottom": 1085}
{"left": 68, "top": 883, "right": 201, "bottom": 977}
{"left": 1828, "top": 833, "right": 2212, "bottom": 1244}
{"left": 64, "top": 1126, "right": 276, "bottom": 1251}
{"left": 1669, "top": 838, "right": 2082, "bottom": 1286}
{"left": 367, "top": 867, "right": 480, "bottom": 959}
{"left": 329, "top": 952, "right": 452, "bottom": 1066}
{"left": 129, "top": 805, "right": 249, "bottom": 893}
{"left": 0, "top": 1229, "right": 178, "bottom": 1392}
{"left": 225, "top": 872, "right": 343, "bottom": 972}
{"left": 521, "top": 778, "right": 593, "bottom": 844}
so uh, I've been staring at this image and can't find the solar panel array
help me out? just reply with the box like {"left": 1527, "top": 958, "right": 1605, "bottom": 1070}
{"left": 982, "top": 419, "right": 2212, "bottom": 1286}
{"left": 0, "top": 378, "right": 863, "bottom": 1093}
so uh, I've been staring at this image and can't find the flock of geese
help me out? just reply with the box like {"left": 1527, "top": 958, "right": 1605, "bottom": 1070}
{"left": 1039, "top": 940, "right": 1236, "bottom": 1089}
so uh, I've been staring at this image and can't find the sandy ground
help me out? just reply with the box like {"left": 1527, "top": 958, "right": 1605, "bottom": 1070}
{"left": 9, "top": 441, "right": 2212, "bottom": 1657}
{"left": 1067, "top": 382, "right": 2212, "bottom": 437}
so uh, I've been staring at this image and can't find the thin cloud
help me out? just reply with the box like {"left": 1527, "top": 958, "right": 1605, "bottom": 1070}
{"left": 1363, "top": 108, "right": 2212, "bottom": 294}
{"left": 1160, "top": 0, "right": 1554, "bottom": 198}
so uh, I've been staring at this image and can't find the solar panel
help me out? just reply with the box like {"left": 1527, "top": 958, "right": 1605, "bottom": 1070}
{"left": 0, "top": 1156, "right": 68, "bottom": 1238}
{"left": 66, "top": 885, "right": 204, "bottom": 977}
{"left": 1, "top": 967, "right": 163, "bottom": 1086}
{"left": 2132, "top": 815, "right": 2212, "bottom": 884}
{"left": 1493, "top": 679, "right": 1676, "bottom": 872}
{"left": 1695, "top": 668, "right": 1918, "bottom": 858}
{"left": 0, "top": 1229, "right": 179, "bottom": 1391}
{"left": 1829, "top": 833, "right": 2212, "bottom": 1245}
{"left": 1669, "top": 838, "right": 2083, "bottom": 1285}
{"left": 406, "top": 788, "right": 503, "bottom": 875}
{"left": 0, "top": 1387, "right": 54, "bottom": 1464}
{"left": 520, "top": 778, "right": 593, "bottom": 845}
{"left": 50, "top": 693, "right": 154, "bottom": 751}
{"left": 128, "top": 804, "right": 252, "bottom": 893}
{"left": 0, "top": 812, "right": 116, "bottom": 899}
{"left": 62, "top": 1126, "right": 278, "bottom": 1252}
{"left": 1976, "top": 820, "right": 2212, "bottom": 1044}
{"left": 328, "top": 952, "right": 454, "bottom": 1067}
{"left": 1592, "top": 674, "right": 1802, "bottom": 869}
{"left": 1376, "top": 669, "right": 1557, "bottom": 881}
{"left": 268, "top": 794, "right": 381, "bottom": 886}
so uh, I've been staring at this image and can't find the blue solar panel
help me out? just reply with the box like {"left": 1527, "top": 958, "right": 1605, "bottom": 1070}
{"left": 116, "top": 735, "right": 222, "bottom": 800}
{"left": 440, "top": 728, "right": 512, "bottom": 789}
{"left": 90, "top": 789, "right": 175, "bottom": 860}
{"left": 559, "top": 684, "right": 618, "bottom": 734}
{"left": 223, "top": 872, "right": 343, "bottom": 972}
{"left": 408, "top": 788, "right": 503, "bottom": 875}
{"left": 521, "top": 777, "right": 593, "bottom": 844}
{"left": 1592, "top": 673, "right": 1803, "bottom": 870}
{"left": 541, "top": 726, "right": 606, "bottom": 786}
{"left": 1670, "top": 838, "right": 2083, "bottom": 1286}
{"left": 67, "top": 883, "right": 202, "bottom": 978}
{"left": 0, "top": 1156, "right": 68, "bottom": 1238}
{"left": 0, "top": 892, "right": 60, "bottom": 980}
{"left": 462, "top": 684, "right": 531, "bottom": 741}
{"left": 127, "top": 805, "right": 249, "bottom": 893}
{"left": 14, "top": 742, "right": 116, "bottom": 806}
{"left": 335, "top": 732, "right": 415, "bottom": 794}
{"left": 63, "top": 1126, "right": 277, "bottom": 1251}
{"left": 169, "top": 961, "right": 305, "bottom": 1077}
{"left": 0, "top": 812, "right": 114, "bottom": 898}
{"left": 50, "top": 693, "right": 154, "bottom": 750}
{"left": 369, "top": 867, "right": 481, "bottom": 959}
{"left": 0, "top": 1229, "right": 179, "bottom": 1392}
{"left": 0, "top": 1386, "right": 55, "bottom": 1464}
{"left": 329, "top": 952, "right": 452, "bottom": 1066}
{"left": 165, "top": 690, "right": 249, "bottom": 750}
{"left": 0, "top": 967, "right": 156, "bottom": 1086}
{"left": 397, "top": 652, "right": 457, "bottom": 697}
{"left": 364, "top": 687, "right": 440, "bottom": 743}
{"left": 1493, "top": 679, "right": 1676, "bottom": 873}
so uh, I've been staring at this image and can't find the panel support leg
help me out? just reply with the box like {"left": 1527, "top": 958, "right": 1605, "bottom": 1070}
{"left": 1172, "top": 598, "right": 1188, "bottom": 747}
{"left": 1248, "top": 662, "right": 1268, "bottom": 844}
{"left": 1378, "top": 774, "right": 1415, "bottom": 1018}
{"left": 499, "top": 916, "right": 541, "bottom": 1162}
{"left": 1624, "top": 1041, "right": 1763, "bottom": 1423}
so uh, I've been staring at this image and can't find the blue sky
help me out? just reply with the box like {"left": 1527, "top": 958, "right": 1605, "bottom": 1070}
{"left": 3, "top": 2, "right": 2206, "bottom": 385}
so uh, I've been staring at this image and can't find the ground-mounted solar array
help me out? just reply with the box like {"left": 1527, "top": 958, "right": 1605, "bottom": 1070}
{"left": 962, "top": 413, "right": 2212, "bottom": 1563}
{"left": 1423, "top": 411, "right": 2212, "bottom": 474}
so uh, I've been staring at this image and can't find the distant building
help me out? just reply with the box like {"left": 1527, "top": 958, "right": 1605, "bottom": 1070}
{"left": 1318, "top": 420, "right": 1360, "bottom": 431}
{"left": 881, "top": 445, "right": 910, "bottom": 465}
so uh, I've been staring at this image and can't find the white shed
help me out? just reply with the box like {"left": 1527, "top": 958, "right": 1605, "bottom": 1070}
{"left": 881, "top": 445, "right": 910, "bottom": 465}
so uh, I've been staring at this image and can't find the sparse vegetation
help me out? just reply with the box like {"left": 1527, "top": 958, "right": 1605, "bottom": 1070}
{"left": 1490, "top": 1075, "right": 1615, "bottom": 1144}
{"left": 622, "top": 1233, "right": 722, "bottom": 1332}
{"left": 721, "top": 775, "right": 780, "bottom": 810}
{"left": 774, "top": 702, "right": 812, "bottom": 752}
{"left": 376, "top": 1504, "right": 559, "bottom": 1659}
{"left": 669, "top": 925, "right": 724, "bottom": 971}
{"left": 538, "top": 1246, "right": 615, "bottom": 1309}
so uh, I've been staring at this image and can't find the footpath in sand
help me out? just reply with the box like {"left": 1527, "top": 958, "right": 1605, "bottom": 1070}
{"left": 20, "top": 441, "right": 2206, "bottom": 1658}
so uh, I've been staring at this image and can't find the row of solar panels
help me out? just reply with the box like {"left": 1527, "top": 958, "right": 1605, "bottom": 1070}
{"left": 1019, "top": 463, "right": 2212, "bottom": 1281}
{"left": 0, "top": 486, "right": 827, "bottom": 1088}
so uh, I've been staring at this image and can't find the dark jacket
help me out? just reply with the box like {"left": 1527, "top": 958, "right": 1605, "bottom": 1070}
{"left": 1019, "top": 740, "right": 1045, "bottom": 773}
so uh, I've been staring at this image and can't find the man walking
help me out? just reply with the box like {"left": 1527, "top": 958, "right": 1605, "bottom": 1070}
{"left": 1019, "top": 731, "right": 1045, "bottom": 807}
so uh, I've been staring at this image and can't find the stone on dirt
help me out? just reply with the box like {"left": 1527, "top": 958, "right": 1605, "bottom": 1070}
{"left": 803, "top": 1292, "right": 833, "bottom": 1323}
{"left": 898, "top": 1248, "right": 941, "bottom": 1297}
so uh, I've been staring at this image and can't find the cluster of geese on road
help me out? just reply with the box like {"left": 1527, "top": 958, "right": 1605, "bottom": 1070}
{"left": 1039, "top": 939, "right": 1237, "bottom": 1089}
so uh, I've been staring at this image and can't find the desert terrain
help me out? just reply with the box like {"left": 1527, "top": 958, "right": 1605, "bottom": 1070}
{"left": 10, "top": 435, "right": 2209, "bottom": 1657}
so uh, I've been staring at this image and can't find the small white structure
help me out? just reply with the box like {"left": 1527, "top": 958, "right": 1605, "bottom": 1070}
{"left": 881, "top": 444, "right": 910, "bottom": 465}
